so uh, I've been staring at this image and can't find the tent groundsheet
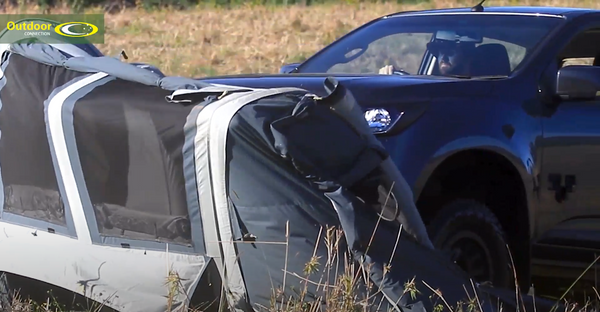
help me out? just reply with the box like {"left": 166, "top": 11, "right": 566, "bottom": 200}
{"left": 0, "top": 42, "right": 561, "bottom": 312}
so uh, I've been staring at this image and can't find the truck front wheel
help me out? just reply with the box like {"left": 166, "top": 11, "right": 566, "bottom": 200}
{"left": 427, "top": 199, "right": 513, "bottom": 289}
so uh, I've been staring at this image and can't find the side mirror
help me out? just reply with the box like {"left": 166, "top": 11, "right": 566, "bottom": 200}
{"left": 279, "top": 63, "right": 300, "bottom": 74}
{"left": 556, "top": 65, "right": 600, "bottom": 100}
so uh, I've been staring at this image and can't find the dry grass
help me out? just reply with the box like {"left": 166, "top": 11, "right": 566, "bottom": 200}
{"left": 0, "top": 224, "right": 486, "bottom": 312}
{"left": 1, "top": 0, "right": 600, "bottom": 76}
{"left": 5, "top": 223, "right": 600, "bottom": 312}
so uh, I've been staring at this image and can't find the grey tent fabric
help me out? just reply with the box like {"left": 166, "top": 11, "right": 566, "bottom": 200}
{"left": 0, "top": 44, "right": 217, "bottom": 312}
{"left": 159, "top": 76, "right": 216, "bottom": 91}
{"left": 6, "top": 42, "right": 213, "bottom": 91}
{"left": 5, "top": 41, "right": 69, "bottom": 65}
{"left": 64, "top": 55, "right": 163, "bottom": 86}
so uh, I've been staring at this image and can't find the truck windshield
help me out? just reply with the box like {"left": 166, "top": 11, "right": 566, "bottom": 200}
{"left": 296, "top": 13, "right": 564, "bottom": 77}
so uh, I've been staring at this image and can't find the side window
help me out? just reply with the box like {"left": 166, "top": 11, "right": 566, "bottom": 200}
{"left": 561, "top": 57, "right": 595, "bottom": 67}
{"left": 538, "top": 25, "right": 600, "bottom": 102}
{"left": 72, "top": 82, "right": 194, "bottom": 247}
{"left": 327, "top": 33, "right": 433, "bottom": 74}
{"left": 557, "top": 27, "right": 600, "bottom": 69}
{"left": 0, "top": 53, "right": 70, "bottom": 229}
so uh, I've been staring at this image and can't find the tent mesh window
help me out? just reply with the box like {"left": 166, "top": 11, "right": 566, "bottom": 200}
{"left": 72, "top": 79, "right": 194, "bottom": 245}
{"left": 0, "top": 54, "right": 85, "bottom": 226}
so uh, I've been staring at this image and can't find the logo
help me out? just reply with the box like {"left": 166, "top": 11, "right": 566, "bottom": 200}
{"left": 54, "top": 22, "right": 98, "bottom": 38}
{"left": 0, "top": 15, "right": 105, "bottom": 44}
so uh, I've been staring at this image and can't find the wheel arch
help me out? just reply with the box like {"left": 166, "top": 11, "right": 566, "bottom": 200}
{"left": 412, "top": 136, "right": 537, "bottom": 290}
{"left": 413, "top": 136, "right": 536, "bottom": 236}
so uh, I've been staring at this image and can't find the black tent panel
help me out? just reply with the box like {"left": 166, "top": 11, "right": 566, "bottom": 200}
{"left": 0, "top": 53, "right": 87, "bottom": 228}
{"left": 71, "top": 78, "right": 197, "bottom": 246}
{"left": 225, "top": 94, "right": 347, "bottom": 309}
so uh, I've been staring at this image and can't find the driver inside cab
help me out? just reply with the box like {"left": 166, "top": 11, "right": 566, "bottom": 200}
{"left": 379, "top": 30, "right": 480, "bottom": 76}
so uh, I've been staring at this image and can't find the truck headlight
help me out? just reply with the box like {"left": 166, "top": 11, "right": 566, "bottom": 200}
{"left": 364, "top": 108, "right": 404, "bottom": 134}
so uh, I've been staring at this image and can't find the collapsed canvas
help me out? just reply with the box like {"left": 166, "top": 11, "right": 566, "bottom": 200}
{"left": 0, "top": 41, "right": 525, "bottom": 312}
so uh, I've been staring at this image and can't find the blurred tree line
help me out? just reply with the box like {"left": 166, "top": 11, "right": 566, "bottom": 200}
{"left": 2, "top": 0, "right": 437, "bottom": 12}
{"left": 1, "top": 0, "right": 550, "bottom": 13}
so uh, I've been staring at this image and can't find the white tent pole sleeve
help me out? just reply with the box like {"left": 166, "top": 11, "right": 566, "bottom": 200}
{"left": 47, "top": 72, "right": 109, "bottom": 244}
{"left": 207, "top": 87, "right": 306, "bottom": 311}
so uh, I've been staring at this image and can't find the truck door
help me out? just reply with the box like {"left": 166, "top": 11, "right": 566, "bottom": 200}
{"left": 536, "top": 21, "right": 600, "bottom": 294}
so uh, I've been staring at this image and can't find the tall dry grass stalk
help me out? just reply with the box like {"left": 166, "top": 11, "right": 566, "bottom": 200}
{"left": 1, "top": 0, "right": 599, "bottom": 76}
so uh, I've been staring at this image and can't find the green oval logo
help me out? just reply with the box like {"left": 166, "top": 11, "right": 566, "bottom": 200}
{"left": 54, "top": 22, "right": 98, "bottom": 38}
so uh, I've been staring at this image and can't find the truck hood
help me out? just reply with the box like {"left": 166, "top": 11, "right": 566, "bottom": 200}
{"left": 196, "top": 73, "right": 497, "bottom": 103}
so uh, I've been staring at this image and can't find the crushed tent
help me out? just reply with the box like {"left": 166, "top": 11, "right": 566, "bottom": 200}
{"left": 0, "top": 42, "right": 561, "bottom": 312}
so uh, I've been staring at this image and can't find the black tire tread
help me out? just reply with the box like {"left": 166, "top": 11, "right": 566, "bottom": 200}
{"left": 427, "top": 199, "right": 512, "bottom": 288}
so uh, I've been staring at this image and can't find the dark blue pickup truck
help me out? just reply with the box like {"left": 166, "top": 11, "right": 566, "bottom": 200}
{"left": 197, "top": 4, "right": 600, "bottom": 299}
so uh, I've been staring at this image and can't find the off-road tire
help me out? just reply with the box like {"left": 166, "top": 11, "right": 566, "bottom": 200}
{"left": 427, "top": 199, "right": 512, "bottom": 289}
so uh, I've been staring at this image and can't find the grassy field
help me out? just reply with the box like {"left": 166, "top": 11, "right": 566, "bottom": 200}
{"left": 4, "top": 0, "right": 600, "bottom": 77}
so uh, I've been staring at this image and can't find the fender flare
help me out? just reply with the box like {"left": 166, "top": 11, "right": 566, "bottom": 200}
{"left": 412, "top": 135, "right": 538, "bottom": 239}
